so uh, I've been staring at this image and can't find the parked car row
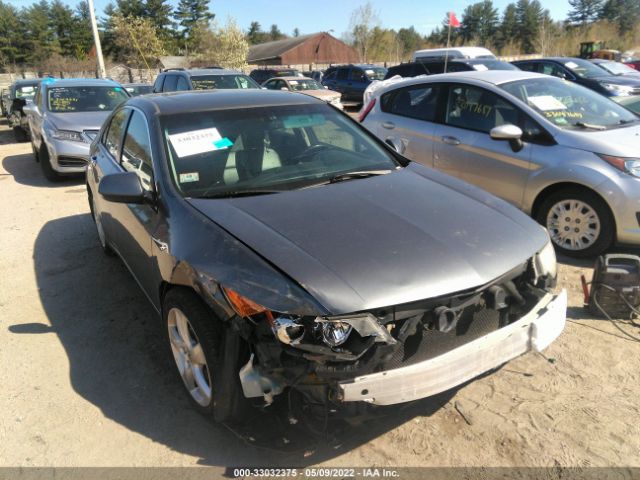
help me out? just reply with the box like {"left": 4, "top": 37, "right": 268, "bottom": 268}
{"left": 3, "top": 61, "right": 573, "bottom": 426}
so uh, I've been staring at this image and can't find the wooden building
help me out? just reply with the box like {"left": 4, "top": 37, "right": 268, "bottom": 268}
{"left": 247, "top": 32, "right": 358, "bottom": 66}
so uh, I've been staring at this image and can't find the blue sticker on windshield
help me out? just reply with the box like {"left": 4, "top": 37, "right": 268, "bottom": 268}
{"left": 213, "top": 137, "right": 233, "bottom": 150}
{"left": 283, "top": 114, "right": 325, "bottom": 129}
{"left": 114, "top": 87, "right": 122, "bottom": 91}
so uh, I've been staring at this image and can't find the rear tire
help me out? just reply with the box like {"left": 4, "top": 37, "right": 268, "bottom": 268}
{"left": 536, "top": 188, "right": 614, "bottom": 258}
{"left": 39, "top": 144, "right": 61, "bottom": 182}
{"left": 163, "top": 288, "right": 248, "bottom": 423}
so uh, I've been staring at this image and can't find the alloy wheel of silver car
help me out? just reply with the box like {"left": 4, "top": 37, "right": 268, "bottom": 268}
{"left": 546, "top": 199, "right": 601, "bottom": 252}
{"left": 167, "top": 307, "right": 212, "bottom": 407}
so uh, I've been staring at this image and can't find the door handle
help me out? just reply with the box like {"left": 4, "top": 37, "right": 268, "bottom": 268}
{"left": 151, "top": 236, "right": 168, "bottom": 252}
{"left": 382, "top": 122, "right": 395, "bottom": 130}
{"left": 442, "top": 136, "right": 461, "bottom": 146}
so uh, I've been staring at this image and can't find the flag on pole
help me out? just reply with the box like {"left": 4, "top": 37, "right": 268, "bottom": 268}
{"left": 448, "top": 12, "right": 461, "bottom": 28}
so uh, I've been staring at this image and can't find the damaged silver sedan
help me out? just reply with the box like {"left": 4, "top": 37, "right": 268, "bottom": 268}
{"left": 86, "top": 90, "right": 566, "bottom": 422}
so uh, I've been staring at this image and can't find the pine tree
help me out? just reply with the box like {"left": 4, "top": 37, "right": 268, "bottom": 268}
{"left": 174, "top": 0, "right": 214, "bottom": 52}
{"left": 50, "top": 0, "right": 76, "bottom": 57}
{"left": 0, "top": 1, "right": 28, "bottom": 67}
{"left": 460, "top": 0, "right": 498, "bottom": 46}
{"left": 515, "top": 0, "right": 544, "bottom": 54}
{"left": 567, "top": 0, "right": 604, "bottom": 26}
{"left": 269, "top": 24, "right": 285, "bottom": 41}
{"left": 71, "top": 1, "right": 94, "bottom": 59}
{"left": 24, "top": 0, "right": 61, "bottom": 65}
{"left": 600, "top": 0, "right": 640, "bottom": 33}
{"left": 497, "top": 3, "right": 518, "bottom": 51}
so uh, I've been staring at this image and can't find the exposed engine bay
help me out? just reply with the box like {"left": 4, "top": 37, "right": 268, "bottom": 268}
{"left": 230, "top": 257, "right": 556, "bottom": 407}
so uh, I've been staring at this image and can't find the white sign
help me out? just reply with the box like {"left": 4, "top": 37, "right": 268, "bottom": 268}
{"left": 528, "top": 95, "right": 567, "bottom": 111}
{"left": 169, "top": 127, "right": 223, "bottom": 158}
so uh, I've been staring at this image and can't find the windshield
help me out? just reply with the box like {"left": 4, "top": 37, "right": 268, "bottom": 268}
{"left": 598, "top": 61, "right": 638, "bottom": 75}
{"left": 126, "top": 85, "right": 153, "bottom": 96}
{"left": 16, "top": 84, "right": 37, "bottom": 99}
{"left": 501, "top": 77, "right": 638, "bottom": 130}
{"left": 562, "top": 58, "right": 609, "bottom": 79}
{"left": 47, "top": 86, "right": 128, "bottom": 113}
{"left": 288, "top": 79, "right": 324, "bottom": 91}
{"left": 191, "top": 75, "right": 259, "bottom": 90}
{"left": 364, "top": 67, "right": 387, "bottom": 80}
{"left": 162, "top": 103, "right": 398, "bottom": 198}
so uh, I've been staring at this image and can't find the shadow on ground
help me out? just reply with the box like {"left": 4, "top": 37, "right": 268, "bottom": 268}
{"left": 2, "top": 153, "right": 83, "bottom": 188}
{"left": 17, "top": 212, "right": 454, "bottom": 466}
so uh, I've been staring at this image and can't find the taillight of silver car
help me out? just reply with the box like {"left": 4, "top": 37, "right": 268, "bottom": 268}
{"left": 358, "top": 98, "right": 376, "bottom": 122}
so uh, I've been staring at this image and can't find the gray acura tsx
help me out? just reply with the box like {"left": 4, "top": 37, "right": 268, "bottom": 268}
{"left": 86, "top": 89, "right": 566, "bottom": 422}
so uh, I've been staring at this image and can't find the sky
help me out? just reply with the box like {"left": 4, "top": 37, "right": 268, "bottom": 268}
{"left": 8, "top": 0, "right": 571, "bottom": 36}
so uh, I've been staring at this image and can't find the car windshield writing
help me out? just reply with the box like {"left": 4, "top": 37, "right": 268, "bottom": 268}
{"left": 501, "top": 77, "right": 638, "bottom": 129}
{"left": 47, "top": 86, "right": 128, "bottom": 112}
{"left": 191, "top": 75, "right": 258, "bottom": 90}
{"left": 288, "top": 79, "right": 323, "bottom": 91}
{"left": 563, "top": 59, "right": 609, "bottom": 78}
{"left": 162, "top": 104, "right": 398, "bottom": 198}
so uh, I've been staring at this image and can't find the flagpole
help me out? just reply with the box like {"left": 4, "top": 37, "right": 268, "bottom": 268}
{"left": 444, "top": 14, "right": 452, "bottom": 74}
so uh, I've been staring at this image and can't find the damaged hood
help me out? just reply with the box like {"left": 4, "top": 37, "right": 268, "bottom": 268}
{"left": 188, "top": 163, "right": 549, "bottom": 314}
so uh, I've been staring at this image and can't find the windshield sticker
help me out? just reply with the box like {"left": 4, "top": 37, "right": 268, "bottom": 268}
{"left": 289, "top": 80, "right": 299, "bottom": 85}
{"left": 565, "top": 61, "right": 579, "bottom": 69}
{"left": 50, "top": 96, "right": 78, "bottom": 111}
{"left": 179, "top": 172, "right": 200, "bottom": 183}
{"left": 473, "top": 64, "right": 489, "bottom": 71}
{"left": 365, "top": 69, "right": 375, "bottom": 75}
{"left": 283, "top": 114, "right": 326, "bottom": 129}
{"left": 213, "top": 137, "right": 233, "bottom": 149}
{"left": 169, "top": 127, "right": 223, "bottom": 157}
{"left": 528, "top": 95, "right": 567, "bottom": 111}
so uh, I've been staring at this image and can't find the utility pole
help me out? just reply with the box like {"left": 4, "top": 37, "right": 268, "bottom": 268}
{"left": 87, "top": 0, "right": 106, "bottom": 78}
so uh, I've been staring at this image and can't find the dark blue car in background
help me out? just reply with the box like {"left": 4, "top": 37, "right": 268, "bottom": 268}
{"left": 321, "top": 64, "right": 387, "bottom": 105}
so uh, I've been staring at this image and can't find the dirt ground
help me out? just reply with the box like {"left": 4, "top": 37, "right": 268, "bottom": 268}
{"left": 1, "top": 116, "right": 639, "bottom": 473}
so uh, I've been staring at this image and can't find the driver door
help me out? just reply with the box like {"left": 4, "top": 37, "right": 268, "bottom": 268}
{"left": 433, "top": 83, "right": 533, "bottom": 208}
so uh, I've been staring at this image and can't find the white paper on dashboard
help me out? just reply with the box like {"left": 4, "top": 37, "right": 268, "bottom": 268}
{"left": 528, "top": 95, "right": 567, "bottom": 111}
{"left": 168, "top": 127, "right": 223, "bottom": 158}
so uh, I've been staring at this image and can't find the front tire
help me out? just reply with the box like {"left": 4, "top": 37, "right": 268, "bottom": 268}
{"left": 537, "top": 188, "right": 614, "bottom": 258}
{"left": 163, "top": 288, "right": 247, "bottom": 423}
{"left": 39, "top": 144, "right": 61, "bottom": 182}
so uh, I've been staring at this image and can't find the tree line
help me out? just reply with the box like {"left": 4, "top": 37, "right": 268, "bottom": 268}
{"left": 348, "top": 0, "right": 640, "bottom": 62}
{"left": 0, "top": 0, "right": 639, "bottom": 72}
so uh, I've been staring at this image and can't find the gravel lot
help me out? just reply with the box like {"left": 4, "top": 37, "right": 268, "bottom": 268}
{"left": 1, "top": 116, "right": 639, "bottom": 472}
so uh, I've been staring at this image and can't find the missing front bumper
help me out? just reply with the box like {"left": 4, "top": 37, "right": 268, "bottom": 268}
{"left": 338, "top": 289, "right": 567, "bottom": 405}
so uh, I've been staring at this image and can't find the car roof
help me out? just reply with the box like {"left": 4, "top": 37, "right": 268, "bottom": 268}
{"left": 41, "top": 78, "right": 122, "bottom": 88}
{"left": 129, "top": 89, "right": 323, "bottom": 117}
{"left": 376, "top": 70, "right": 546, "bottom": 92}
{"left": 183, "top": 68, "right": 243, "bottom": 76}
{"left": 14, "top": 78, "right": 41, "bottom": 86}
{"left": 276, "top": 76, "right": 315, "bottom": 81}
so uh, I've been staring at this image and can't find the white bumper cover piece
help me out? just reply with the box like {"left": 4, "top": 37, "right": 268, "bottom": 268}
{"left": 338, "top": 289, "right": 567, "bottom": 405}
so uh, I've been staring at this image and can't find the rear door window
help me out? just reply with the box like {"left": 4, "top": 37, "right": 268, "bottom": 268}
{"left": 337, "top": 69, "right": 349, "bottom": 81}
{"left": 381, "top": 84, "right": 440, "bottom": 122}
{"left": 176, "top": 76, "right": 189, "bottom": 91}
{"left": 162, "top": 75, "right": 178, "bottom": 92}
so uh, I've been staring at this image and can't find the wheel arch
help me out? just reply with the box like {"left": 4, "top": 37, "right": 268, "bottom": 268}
{"left": 531, "top": 181, "right": 617, "bottom": 240}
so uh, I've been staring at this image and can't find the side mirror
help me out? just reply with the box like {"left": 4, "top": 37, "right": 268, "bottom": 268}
{"left": 99, "top": 171, "right": 146, "bottom": 204}
{"left": 490, "top": 124, "right": 524, "bottom": 152}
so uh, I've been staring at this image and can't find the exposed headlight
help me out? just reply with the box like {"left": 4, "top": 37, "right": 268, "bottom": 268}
{"left": 601, "top": 82, "right": 634, "bottom": 96}
{"left": 535, "top": 239, "right": 557, "bottom": 281}
{"left": 322, "top": 321, "right": 353, "bottom": 347}
{"left": 50, "top": 129, "right": 85, "bottom": 142}
{"left": 598, "top": 154, "right": 640, "bottom": 178}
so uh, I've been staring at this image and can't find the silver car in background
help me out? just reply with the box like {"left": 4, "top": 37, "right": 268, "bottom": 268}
{"left": 361, "top": 70, "right": 640, "bottom": 257}
{"left": 25, "top": 78, "right": 129, "bottom": 181}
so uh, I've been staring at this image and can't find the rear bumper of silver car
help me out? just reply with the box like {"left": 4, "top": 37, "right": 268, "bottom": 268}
{"left": 338, "top": 289, "right": 567, "bottom": 405}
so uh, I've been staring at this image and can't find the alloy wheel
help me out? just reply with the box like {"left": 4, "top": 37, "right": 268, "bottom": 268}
{"left": 167, "top": 307, "right": 212, "bottom": 407}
